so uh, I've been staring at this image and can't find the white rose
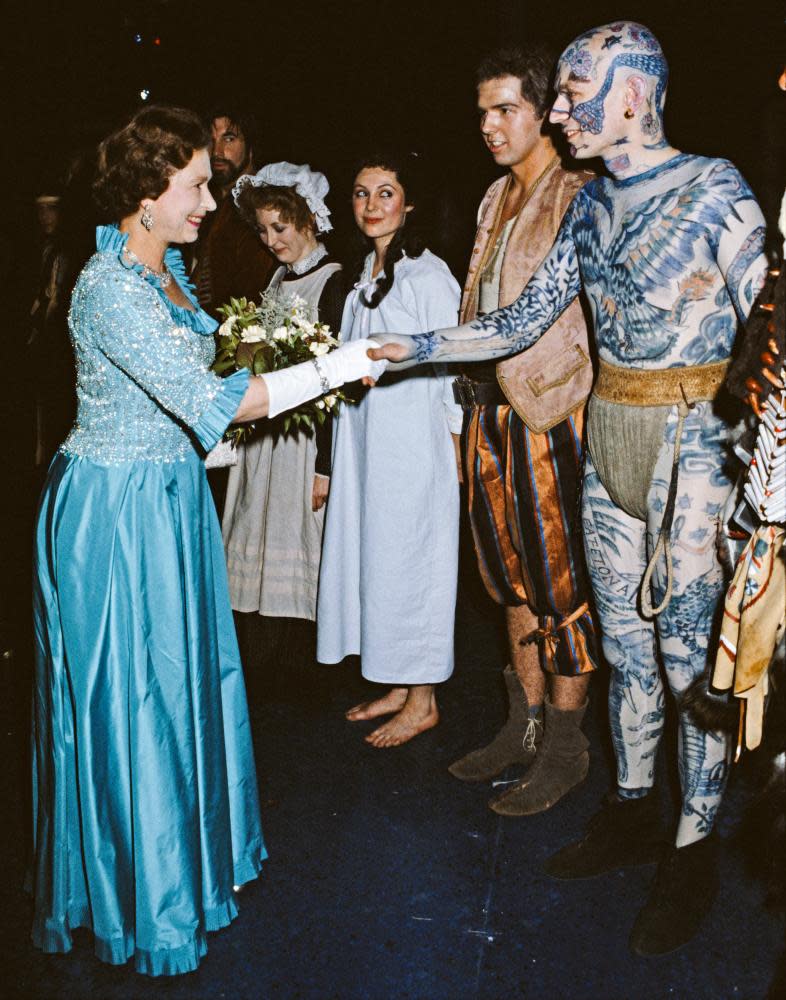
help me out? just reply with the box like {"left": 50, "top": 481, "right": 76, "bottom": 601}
{"left": 218, "top": 316, "right": 237, "bottom": 337}
{"left": 324, "top": 394, "right": 337, "bottom": 408}
{"left": 315, "top": 399, "right": 325, "bottom": 409}
{"left": 272, "top": 326, "right": 289, "bottom": 341}
{"left": 309, "top": 341, "right": 331, "bottom": 357}
{"left": 241, "top": 324, "right": 266, "bottom": 344}
{"left": 294, "top": 317, "right": 316, "bottom": 336}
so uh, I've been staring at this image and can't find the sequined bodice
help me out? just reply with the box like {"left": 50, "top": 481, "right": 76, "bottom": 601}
{"left": 63, "top": 226, "right": 224, "bottom": 464}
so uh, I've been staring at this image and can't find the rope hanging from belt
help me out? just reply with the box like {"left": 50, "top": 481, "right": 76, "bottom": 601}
{"left": 639, "top": 396, "right": 692, "bottom": 618}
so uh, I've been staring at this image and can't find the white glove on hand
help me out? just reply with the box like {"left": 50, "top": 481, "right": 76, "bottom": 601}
{"left": 263, "top": 339, "right": 388, "bottom": 419}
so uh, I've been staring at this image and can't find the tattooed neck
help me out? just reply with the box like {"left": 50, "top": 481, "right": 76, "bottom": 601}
{"left": 606, "top": 152, "right": 631, "bottom": 175}
{"left": 603, "top": 141, "right": 680, "bottom": 179}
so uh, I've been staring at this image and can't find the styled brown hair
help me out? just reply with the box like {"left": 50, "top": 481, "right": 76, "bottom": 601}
{"left": 475, "top": 42, "right": 557, "bottom": 119}
{"left": 93, "top": 105, "right": 210, "bottom": 220}
{"left": 235, "top": 184, "right": 315, "bottom": 235}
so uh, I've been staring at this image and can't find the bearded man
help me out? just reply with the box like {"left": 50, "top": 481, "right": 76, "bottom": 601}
{"left": 371, "top": 22, "right": 767, "bottom": 954}
{"left": 192, "top": 108, "right": 274, "bottom": 317}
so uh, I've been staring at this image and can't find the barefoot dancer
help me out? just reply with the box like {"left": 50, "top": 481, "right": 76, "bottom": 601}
{"left": 317, "top": 152, "right": 462, "bottom": 748}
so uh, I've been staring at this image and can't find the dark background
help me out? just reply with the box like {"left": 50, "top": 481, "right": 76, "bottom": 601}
{"left": 1, "top": 0, "right": 784, "bottom": 619}
{"left": 4, "top": 0, "right": 785, "bottom": 233}
{"left": 0, "top": 5, "right": 784, "bottom": 993}
{"left": 1, "top": 0, "right": 783, "bottom": 604}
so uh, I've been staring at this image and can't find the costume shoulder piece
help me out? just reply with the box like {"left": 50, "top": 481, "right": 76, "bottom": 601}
{"left": 551, "top": 164, "right": 596, "bottom": 213}
{"left": 478, "top": 175, "right": 510, "bottom": 224}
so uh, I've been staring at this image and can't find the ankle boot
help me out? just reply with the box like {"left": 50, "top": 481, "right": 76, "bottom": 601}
{"left": 448, "top": 665, "right": 540, "bottom": 782}
{"left": 489, "top": 697, "right": 589, "bottom": 816}
{"left": 544, "top": 791, "right": 665, "bottom": 879}
{"left": 629, "top": 833, "right": 719, "bottom": 956}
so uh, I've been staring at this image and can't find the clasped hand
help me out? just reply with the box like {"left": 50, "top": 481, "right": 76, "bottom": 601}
{"left": 361, "top": 334, "right": 415, "bottom": 386}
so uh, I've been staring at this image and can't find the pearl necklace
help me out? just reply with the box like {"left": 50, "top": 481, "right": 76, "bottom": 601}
{"left": 123, "top": 246, "right": 172, "bottom": 288}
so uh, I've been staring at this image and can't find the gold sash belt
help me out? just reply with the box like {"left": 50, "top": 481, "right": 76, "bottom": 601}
{"left": 594, "top": 358, "right": 730, "bottom": 407}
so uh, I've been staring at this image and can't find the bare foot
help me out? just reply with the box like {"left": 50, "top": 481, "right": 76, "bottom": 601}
{"left": 366, "top": 689, "right": 439, "bottom": 748}
{"left": 345, "top": 687, "right": 408, "bottom": 721}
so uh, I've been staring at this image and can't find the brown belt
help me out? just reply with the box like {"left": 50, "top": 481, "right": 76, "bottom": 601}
{"left": 594, "top": 358, "right": 730, "bottom": 407}
{"left": 453, "top": 375, "right": 507, "bottom": 409}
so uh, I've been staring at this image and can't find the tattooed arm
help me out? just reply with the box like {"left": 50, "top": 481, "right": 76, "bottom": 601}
{"left": 711, "top": 163, "right": 767, "bottom": 323}
{"left": 371, "top": 204, "right": 582, "bottom": 364}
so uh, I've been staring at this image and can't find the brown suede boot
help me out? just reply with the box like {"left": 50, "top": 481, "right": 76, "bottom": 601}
{"left": 489, "top": 697, "right": 588, "bottom": 816}
{"left": 448, "top": 665, "right": 541, "bottom": 782}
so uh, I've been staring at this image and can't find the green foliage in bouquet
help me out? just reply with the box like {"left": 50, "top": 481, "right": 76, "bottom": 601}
{"left": 213, "top": 291, "right": 351, "bottom": 439}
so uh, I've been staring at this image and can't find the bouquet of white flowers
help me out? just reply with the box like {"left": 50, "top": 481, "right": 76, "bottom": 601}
{"left": 213, "top": 291, "right": 351, "bottom": 442}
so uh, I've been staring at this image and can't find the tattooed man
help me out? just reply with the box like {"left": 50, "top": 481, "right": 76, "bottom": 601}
{"left": 371, "top": 22, "right": 767, "bottom": 954}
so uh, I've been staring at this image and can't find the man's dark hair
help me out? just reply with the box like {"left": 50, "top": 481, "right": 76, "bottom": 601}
{"left": 475, "top": 42, "right": 557, "bottom": 118}
{"left": 205, "top": 106, "right": 259, "bottom": 152}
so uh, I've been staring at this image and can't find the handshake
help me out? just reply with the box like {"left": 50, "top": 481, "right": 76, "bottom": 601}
{"left": 262, "top": 334, "right": 415, "bottom": 420}
{"left": 327, "top": 334, "right": 414, "bottom": 385}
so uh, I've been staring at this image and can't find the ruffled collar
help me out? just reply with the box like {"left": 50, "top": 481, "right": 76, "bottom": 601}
{"left": 287, "top": 242, "right": 328, "bottom": 276}
{"left": 96, "top": 224, "right": 217, "bottom": 335}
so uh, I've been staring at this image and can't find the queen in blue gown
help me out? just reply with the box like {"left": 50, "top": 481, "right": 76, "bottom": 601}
{"left": 30, "top": 106, "right": 383, "bottom": 976}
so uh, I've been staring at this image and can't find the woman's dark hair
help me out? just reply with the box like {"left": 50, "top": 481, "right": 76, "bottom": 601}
{"left": 93, "top": 105, "right": 210, "bottom": 220}
{"left": 349, "top": 151, "right": 429, "bottom": 309}
{"left": 235, "top": 183, "right": 315, "bottom": 235}
{"left": 475, "top": 42, "right": 557, "bottom": 118}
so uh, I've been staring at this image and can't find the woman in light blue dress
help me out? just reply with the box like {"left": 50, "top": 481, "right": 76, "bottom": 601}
{"left": 30, "top": 106, "right": 383, "bottom": 976}
{"left": 317, "top": 153, "right": 462, "bottom": 748}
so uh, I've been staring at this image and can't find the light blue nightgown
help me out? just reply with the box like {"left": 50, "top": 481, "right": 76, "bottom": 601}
{"left": 30, "top": 225, "right": 266, "bottom": 976}
{"left": 317, "top": 251, "right": 462, "bottom": 683}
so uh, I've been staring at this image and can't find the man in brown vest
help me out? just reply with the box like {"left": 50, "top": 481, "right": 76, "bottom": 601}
{"left": 448, "top": 43, "right": 599, "bottom": 815}
{"left": 192, "top": 107, "right": 275, "bottom": 319}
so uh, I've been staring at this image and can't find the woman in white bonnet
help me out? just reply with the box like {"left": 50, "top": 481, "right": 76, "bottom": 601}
{"left": 222, "top": 163, "right": 344, "bottom": 671}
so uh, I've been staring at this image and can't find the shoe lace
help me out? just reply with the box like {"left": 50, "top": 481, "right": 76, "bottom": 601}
{"left": 522, "top": 717, "right": 542, "bottom": 753}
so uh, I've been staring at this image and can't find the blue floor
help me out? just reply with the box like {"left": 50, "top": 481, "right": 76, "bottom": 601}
{"left": 4, "top": 580, "right": 784, "bottom": 998}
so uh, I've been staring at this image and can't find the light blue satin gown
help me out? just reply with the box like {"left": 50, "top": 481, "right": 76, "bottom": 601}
{"left": 31, "top": 225, "right": 266, "bottom": 976}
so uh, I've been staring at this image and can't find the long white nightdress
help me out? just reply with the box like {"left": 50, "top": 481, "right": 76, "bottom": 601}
{"left": 317, "top": 250, "right": 462, "bottom": 683}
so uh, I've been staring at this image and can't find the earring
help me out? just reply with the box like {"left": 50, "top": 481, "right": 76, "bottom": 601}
{"left": 623, "top": 108, "right": 635, "bottom": 120}
{"left": 140, "top": 205, "right": 154, "bottom": 231}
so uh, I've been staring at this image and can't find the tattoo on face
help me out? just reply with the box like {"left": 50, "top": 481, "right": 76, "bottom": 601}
{"left": 572, "top": 52, "right": 668, "bottom": 135}
{"left": 564, "top": 44, "right": 594, "bottom": 79}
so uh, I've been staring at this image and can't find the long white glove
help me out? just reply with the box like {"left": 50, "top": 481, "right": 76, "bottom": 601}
{"left": 263, "top": 338, "right": 388, "bottom": 419}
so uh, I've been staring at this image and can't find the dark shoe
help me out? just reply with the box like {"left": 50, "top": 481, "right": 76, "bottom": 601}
{"left": 544, "top": 791, "right": 665, "bottom": 879}
{"left": 490, "top": 698, "right": 588, "bottom": 816}
{"left": 448, "top": 666, "right": 540, "bottom": 782}
{"left": 629, "top": 834, "right": 719, "bottom": 956}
